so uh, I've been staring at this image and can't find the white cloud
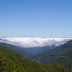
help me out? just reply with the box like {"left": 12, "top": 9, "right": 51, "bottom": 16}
{"left": 0, "top": 37, "right": 72, "bottom": 48}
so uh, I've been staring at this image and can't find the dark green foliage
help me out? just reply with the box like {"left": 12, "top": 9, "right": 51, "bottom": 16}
{"left": 56, "top": 49, "right": 72, "bottom": 71}
{"left": 0, "top": 43, "right": 31, "bottom": 58}
{"left": 31, "top": 40, "right": 72, "bottom": 64}
{"left": 0, "top": 45, "right": 71, "bottom": 72}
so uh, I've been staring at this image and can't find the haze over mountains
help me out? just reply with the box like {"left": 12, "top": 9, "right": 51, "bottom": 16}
{"left": 0, "top": 37, "right": 72, "bottom": 48}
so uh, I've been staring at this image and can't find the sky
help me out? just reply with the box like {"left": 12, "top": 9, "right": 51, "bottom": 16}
{"left": 0, "top": 0, "right": 72, "bottom": 37}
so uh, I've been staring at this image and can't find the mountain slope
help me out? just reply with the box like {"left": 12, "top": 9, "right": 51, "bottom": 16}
{"left": 34, "top": 45, "right": 55, "bottom": 55}
{"left": 0, "top": 45, "right": 71, "bottom": 72}
{"left": 0, "top": 42, "right": 55, "bottom": 58}
{"left": 0, "top": 42, "right": 31, "bottom": 58}
{"left": 31, "top": 40, "right": 72, "bottom": 64}
{"left": 56, "top": 50, "right": 72, "bottom": 71}
{"left": 24, "top": 45, "right": 55, "bottom": 56}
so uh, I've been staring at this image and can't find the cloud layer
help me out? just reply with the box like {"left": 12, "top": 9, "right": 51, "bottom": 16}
{"left": 0, "top": 37, "right": 72, "bottom": 48}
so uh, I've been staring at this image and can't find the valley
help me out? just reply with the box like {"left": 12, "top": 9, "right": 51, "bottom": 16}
{"left": 0, "top": 37, "right": 72, "bottom": 72}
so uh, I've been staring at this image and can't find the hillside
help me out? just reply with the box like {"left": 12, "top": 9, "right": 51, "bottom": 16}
{"left": 0, "top": 42, "right": 55, "bottom": 58}
{"left": 24, "top": 45, "right": 55, "bottom": 56}
{"left": 31, "top": 40, "right": 72, "bottom": 64}
{"left": 56, "top": 50, "right": 72, "bottom": 71}
{"left": 0, "top": 45, "right": 71, "bottom": 72}
{"left": 0, "top": 42, "right": 31, "bottom": 58}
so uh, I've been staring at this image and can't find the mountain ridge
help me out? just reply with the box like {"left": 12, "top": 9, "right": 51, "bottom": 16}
{"left": 31, "top": 40, "right": 72, "bottom": 63}
{"left": 0, "top": 45, "right": 71, "bottom": 72}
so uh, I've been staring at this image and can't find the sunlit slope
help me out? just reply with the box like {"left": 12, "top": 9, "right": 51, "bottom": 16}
{"left": 0, "top": 46, "right": 71, "bottom": 72}
{"left": 0, "top": 43, "right": 31, "bottom": 58}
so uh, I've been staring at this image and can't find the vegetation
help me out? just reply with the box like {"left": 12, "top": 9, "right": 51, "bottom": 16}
{"left": 31, "top": 40, "right": 72, "bottom": 64}
{"left": 0, "top": 45, "right": 71, "bottom": 72}
{"left": 56, "top": 49, "right": 72, "bottom": 71}
{"left": 0, "top": 43, "right": 31, "bottom": 58}
{"left": 24, "top": 45, "right": 55, "bottom": 56}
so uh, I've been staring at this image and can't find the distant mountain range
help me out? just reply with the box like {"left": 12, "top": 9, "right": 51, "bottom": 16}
{"left": 0, "top": 37, "right": 72, "bottom": 59}
{"left": 0, "top": 43, "right": 71, "bottom": 72}
{"left": 0, "top": 37, "right": 72, "bottom": 71}
{"left": 30, "top": 40, "right": 72, "bottom": 64}
{"left": 0, "top": 42, "right": 56, "bottom": 58}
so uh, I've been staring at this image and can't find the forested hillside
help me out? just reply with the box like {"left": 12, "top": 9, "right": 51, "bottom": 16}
{"left": 0, "top": 43, "right": 31, "bottom": 58}
{"left": 0, "top": 45, "right": 71, "bottom": 72}
{"left": 31, "top": 40, "right": 72, "bottom": 63}
{"left": 56, "top": 50, "right": 72, "bottom": 71}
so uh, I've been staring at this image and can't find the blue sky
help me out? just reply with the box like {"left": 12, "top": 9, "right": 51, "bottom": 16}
{"left": 0, "top": 0, "right": 72, "bottom": 37}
